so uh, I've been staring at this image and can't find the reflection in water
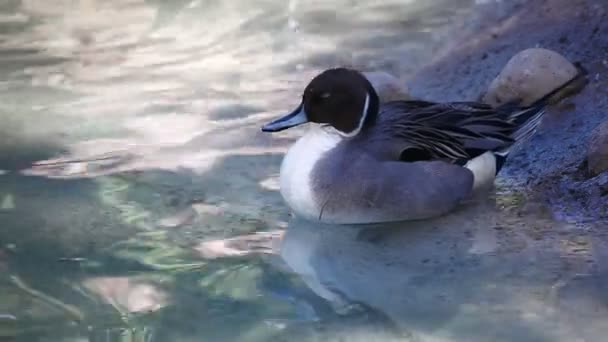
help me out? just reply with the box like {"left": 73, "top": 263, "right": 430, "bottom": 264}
{"left": 279, "top": 200, "right": 607, "bottom": 342}
{"left": 180, "top": 192, "right": 608, "bottom": 341}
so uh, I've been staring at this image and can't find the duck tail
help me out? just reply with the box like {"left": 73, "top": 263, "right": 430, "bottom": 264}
{"left": 504, "top": 62, "right": 589, "bottom": 143}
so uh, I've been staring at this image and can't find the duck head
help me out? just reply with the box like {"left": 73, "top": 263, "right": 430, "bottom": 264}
{"left": 262, "top": 68, "right": 380, "bottom": 137}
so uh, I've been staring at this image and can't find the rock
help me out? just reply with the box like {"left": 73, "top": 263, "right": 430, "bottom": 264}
{"left": 158, "top": 206, "right": 198, "bottom": 228}
{"left": 587, "top": 121, "right": 608, "bottom": 176}
{"left": 82, "top": 276, "right": 168, "bottom": 313}
{"left": 193, "top": 231, "right": 283, "bottom": 259}
{"left": 483, "top": 48, "right": 578, "bottom": 107}
{"left": 363, "top": 71, "right": 411, "bottom": 102}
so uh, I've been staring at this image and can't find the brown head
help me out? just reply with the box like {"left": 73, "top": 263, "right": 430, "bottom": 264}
{"left": 262, "top": 68, "right": 380, "bottom": 137}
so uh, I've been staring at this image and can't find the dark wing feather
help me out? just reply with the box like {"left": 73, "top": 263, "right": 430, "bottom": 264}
{"left": 378, "top": 101, "right": 518, "bottom": 163}
{"left": 376, "top": 64, "right": 588, "bottom": 165}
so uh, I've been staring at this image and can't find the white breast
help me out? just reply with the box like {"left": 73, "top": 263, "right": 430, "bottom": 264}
{"left": 279, "top": 126, "right": 341, "bottom": 220}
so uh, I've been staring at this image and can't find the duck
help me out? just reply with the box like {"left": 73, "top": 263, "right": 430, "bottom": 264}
{"left": 261, "top": 66, "right": 587, "bottom": 224}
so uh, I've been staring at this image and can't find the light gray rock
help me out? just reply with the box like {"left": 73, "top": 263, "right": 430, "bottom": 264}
{"left": 483, "top": 48, "right": 578, "bottom": 106}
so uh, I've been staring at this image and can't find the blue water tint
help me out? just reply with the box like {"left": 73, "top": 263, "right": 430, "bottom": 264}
{"left": 3, "top": 0, "right": 607, "bottom": 341}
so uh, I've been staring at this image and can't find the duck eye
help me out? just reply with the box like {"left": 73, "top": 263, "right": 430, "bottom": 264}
{"left": 310, "top": 92, "right": 331, "bottom": 104}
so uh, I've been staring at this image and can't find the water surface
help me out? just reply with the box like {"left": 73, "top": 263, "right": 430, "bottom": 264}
{"left": 1, "top": 1, "right": 606, "bottom": 341}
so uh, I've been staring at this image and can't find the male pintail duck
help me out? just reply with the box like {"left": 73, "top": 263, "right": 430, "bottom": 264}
{"left": 262, "top": 66, "right": 587, "bottom": 224}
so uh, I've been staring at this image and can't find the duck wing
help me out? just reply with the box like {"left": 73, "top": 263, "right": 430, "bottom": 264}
{"left": 379, "top": 62, "right": 589, "bottom": 164}
{"left": 379, "top": 101, "right": 522, "bottom": 163}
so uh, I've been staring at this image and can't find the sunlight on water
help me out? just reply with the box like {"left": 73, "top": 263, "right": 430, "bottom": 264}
{"left": 1, "top": 0, "right": 605, "bottom": 341}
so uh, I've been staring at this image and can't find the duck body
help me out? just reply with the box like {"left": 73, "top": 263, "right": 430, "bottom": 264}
{"left": 263, "top": 67, "right": 587, "bottom": 224}
{"left": 279, "top": 113, "right": 480, "bottom": 224}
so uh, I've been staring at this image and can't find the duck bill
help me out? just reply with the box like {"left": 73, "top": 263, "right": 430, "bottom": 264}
{"left": 261, "top": 103, "right": 308, "bottom": 132}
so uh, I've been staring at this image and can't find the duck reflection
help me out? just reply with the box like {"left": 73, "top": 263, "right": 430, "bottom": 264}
{"left": 193, "top": 197, "right": 603, "bottom": 340}
{"left": 278, "top": 199, "right": 586, "bottom": 342}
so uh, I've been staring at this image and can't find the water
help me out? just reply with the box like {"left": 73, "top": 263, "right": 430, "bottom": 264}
{"left": 0, "top": 0, "right": 606, "bottom": 341}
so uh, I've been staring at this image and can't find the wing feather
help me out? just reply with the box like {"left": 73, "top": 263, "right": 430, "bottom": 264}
{"left": 377, "top": 101, "right": 525, "bottom": 163}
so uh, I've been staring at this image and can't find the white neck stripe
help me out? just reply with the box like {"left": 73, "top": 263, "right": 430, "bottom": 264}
{"left": 340, "top": 93, "right": 370, "bottom": 138}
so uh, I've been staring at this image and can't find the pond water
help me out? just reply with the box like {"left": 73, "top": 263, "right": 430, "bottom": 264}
{"left": 1, "top": 0, "right": 606, "bottom": 341}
